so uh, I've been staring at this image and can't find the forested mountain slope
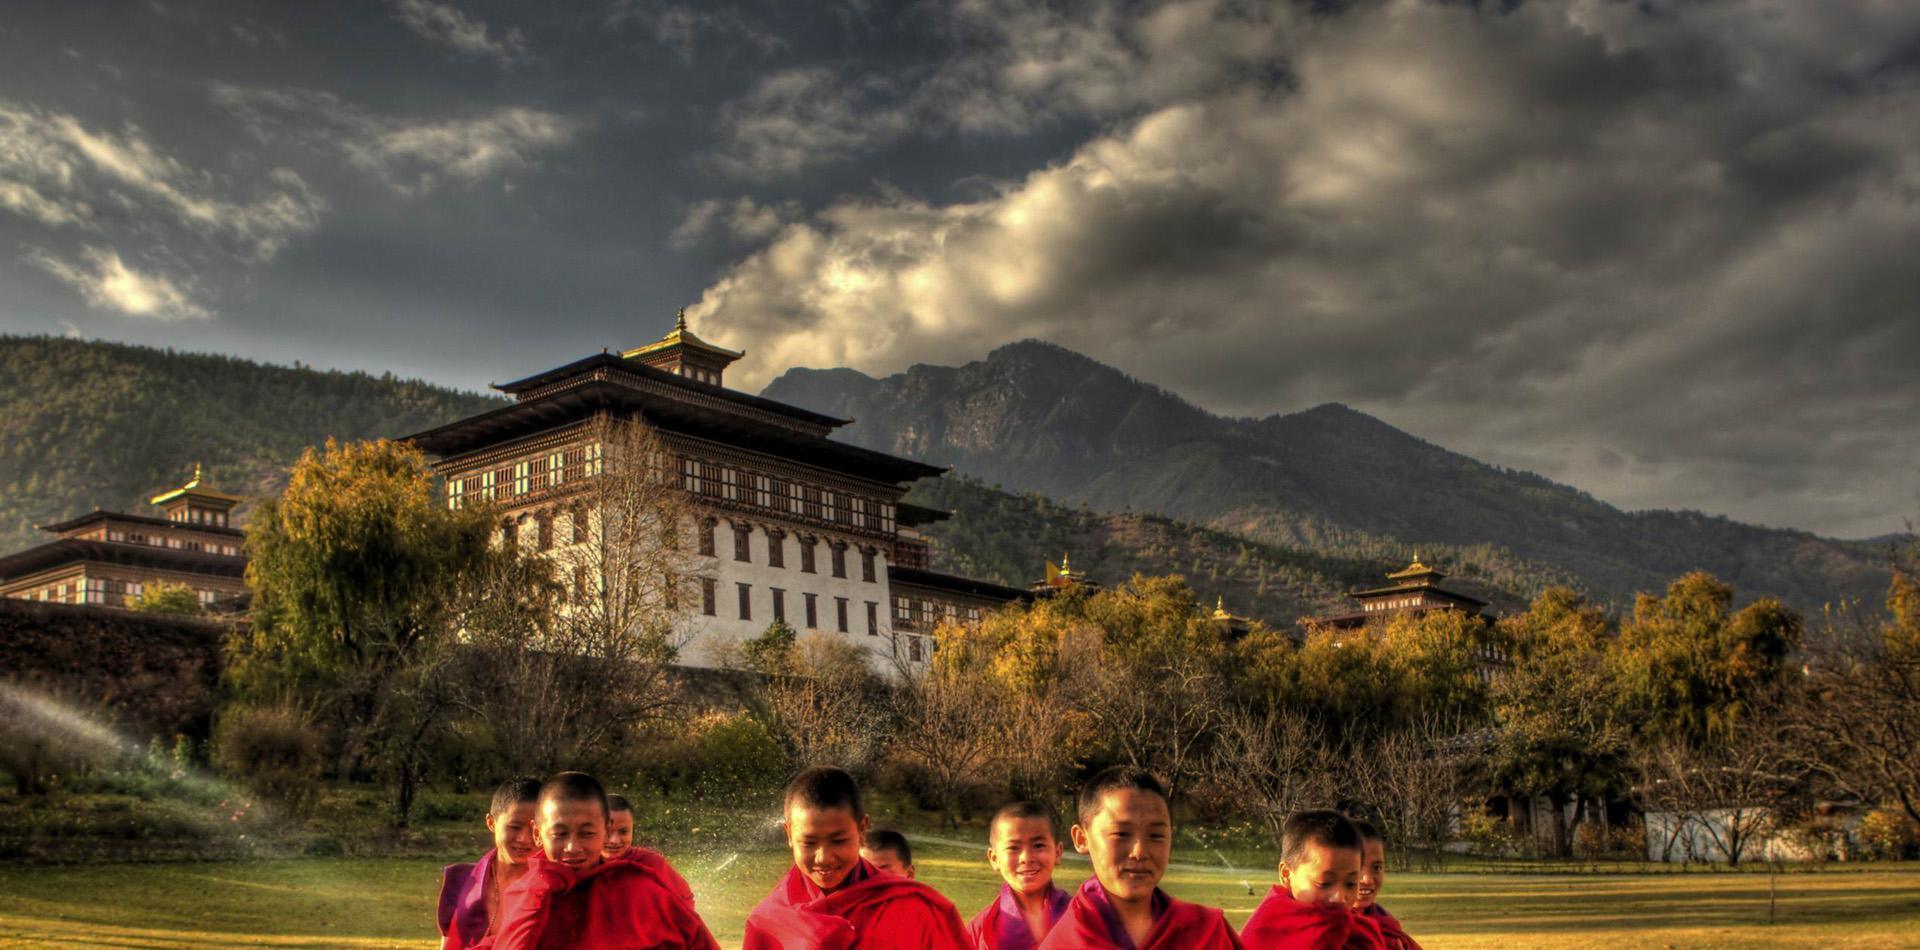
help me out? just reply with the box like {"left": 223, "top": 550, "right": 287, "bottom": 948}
{"left": 767, "top": 340, "right": 1893, "bottom": 611}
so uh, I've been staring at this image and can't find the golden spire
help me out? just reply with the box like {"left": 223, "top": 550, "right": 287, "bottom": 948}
{"left": 189, "top": 462, "right": 203, "bottom": 486}
{"left": 1213, "top": 595, "right": 1229, "bottom": 619}
{"left": 674, "top": 306, "right": 687, "bottom": 332}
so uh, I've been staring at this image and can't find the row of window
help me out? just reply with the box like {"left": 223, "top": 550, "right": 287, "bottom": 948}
{"left": 890, "top": 594, "right": 982, "bottom": 631}
{"left": 699, "top": 577, "right": 883, "bottom": 636}
{"left": 700, "top": 520, "right": 879, "bottom": 581}
{"left": 16, "top": 578, "right": 221, "bottom": 607}
{"left": 678, "top": 458, "right": 896, "bottom": 534}
{"left": 448, "top": 442, "right": 606, "bottom": 509}
{"left": 1363, "top": 596, "right": 1431, "bottom": 611}
{"left": 100, "top": 529, "right": 241, "bottom": 557}
{"left": 166, "top": 507, "right": 231, "bottom": 527}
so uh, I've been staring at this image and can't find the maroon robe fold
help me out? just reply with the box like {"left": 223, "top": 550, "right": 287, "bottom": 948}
{"left": 967, "top": 882, "right": 1071, "bottom": 950}
{"left": 488, "top": 850, "right": 720, "bottom": 950}
{"left": 1035, "top": 877, "right": 1241, "bottom": 950}
{"left": 1239, "top": 887, "right": 1385, "bottom": 950}
{"left": 743, "top": 857, "right": 972, "bottom": 950}
{"left": 1360, "top": 905, "right": 1421, "bottom": 950}
{"left": 437, "top": 850, "right": 496, "bottom": 950}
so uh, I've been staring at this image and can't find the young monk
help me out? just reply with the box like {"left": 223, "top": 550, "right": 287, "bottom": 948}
{"left": 492, "top": 771, "right": 719, "bottom": 950}
{"left": 968, "top": 800, "right": 1071, "bottom": 950}
{"left": 1239, "top": 810, "right": 1384, "bottom": 950}
{"left": 437, "top": 777, "right": 541, "bottom": 950}
{"left": 604, "top": 793, "right": 636, "bottom": 861}
{"left": 1037, "top": 766, "right": 1241, "bottom": 949}
{"left": 1352, "top": 821, "right": 1421, "bottom": 950}
{"left": 744, "top": 766, "right": 972, "bottom": 949}
{"left": 862, "top": 828, "right": 917, "bottom": 879}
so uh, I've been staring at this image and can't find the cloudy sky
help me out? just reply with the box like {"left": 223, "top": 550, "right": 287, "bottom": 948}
{"left": 3, "top": 1, "right": 1917, "bottom": 538}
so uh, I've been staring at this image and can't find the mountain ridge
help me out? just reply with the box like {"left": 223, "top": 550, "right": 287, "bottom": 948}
{"left": 763, "top": 339, "right": 1892, "bottom": 611}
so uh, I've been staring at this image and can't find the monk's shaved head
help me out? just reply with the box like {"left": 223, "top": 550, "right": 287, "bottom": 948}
{"left": 490, "top": 777, "right": 542, "bottom": 818}
{"left": 1281, "top": 810, "right": 1364, "bottom": 864}
{"left": 608, "top": 793, "right": 634, "bottom": 816}
{"left": 991, "top": 800, "right": 1058, "bottom": 839}
{"left": 785, "top": 766, "right": 863, "bottom": 818}
{"left": 1076, "top": 766, "right": 1166, "bottom": 826}
{"left": 539, "top": 771, "right": 610, "bottom": 820}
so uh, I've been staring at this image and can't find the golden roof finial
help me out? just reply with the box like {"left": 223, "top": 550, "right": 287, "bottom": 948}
{"left": 1213, "top": 595, "right": 1229, "bottom": 619}
{"left": 1060, "top": 552, "right": 1072, "bottom": 575}
{"left": 189, "top": 462, "right": 202, "bottom": 486}
{"left": 675, "top": 306, "right": 688, "bottom": 332}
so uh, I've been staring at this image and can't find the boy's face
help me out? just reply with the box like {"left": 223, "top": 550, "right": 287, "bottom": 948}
{"left": 989, "top": 816, "right": 1060, "bottom": 896}
{"left": 485, "top": 801, "right": 538, "bottom": 867}
{"left": 535, "top": 796, "right": 607, "bottom": 870}
{"left": 1357, "top": 839, "right": 1386, "bottom": 910}
{"left": 1070, "top": 789, "right": 1170, "bottom": 906}
{"left": 1281, "top": 841, "right": 1363, "bottom": 906}
{"left": 862, "top": 845, "right": 914, "bottom": 878}
{"left": 604, "top": 808, "right": 635, "bottom": 860}
{"left": 785, "top": 801, "right": 868, "bottom": 892}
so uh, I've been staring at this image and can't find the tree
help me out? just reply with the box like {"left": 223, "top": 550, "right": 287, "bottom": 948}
{"left": 233, "top": 438, "right": 494, "bottom": 824}
{"left": 1068, "top": 575, "right": 1231, "bottom": 800}
{"left": 1491, "top": 588, "right": 1632, "bottom": 857}
{"left": 129, "top": 580, "right": 205, "bottom": 616}
{"left": 1612, "top": 572, "right": 1802, "bottom": 746}
{"left": 1363, "top": 718, "right": 1475, "bottom": 861}
{"left": 760, "top": 632, "right": 892, "bottom": 774}
{"left": 453, "top": 417, "right": 698, "bottom": 776}
{"left": 1796, "top": 562, "right": 1920, "bottom": 825}
{"left": 1207, "top": 704, "right": 1338, "bottom": 847}
{"left": 888, "top": 619, "right": 1009, "bottom": 828}
{"left": 1635, "top": 700, "right": 1801, "bottom": 866}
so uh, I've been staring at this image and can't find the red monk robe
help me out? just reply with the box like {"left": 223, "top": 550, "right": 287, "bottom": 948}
{"left": 1238, "top": 887, "right": 1385, "bottom": 950}
{"left": 1360, "top": 905, "right": 1421, "bottom": 950}
{"left": 743, "top": 857, "right": 971, "bottom": 950}
{"left": 488, "top": 849, "right": 720, "bottom": 950}
{"left": 1035, "top": 877, "right": 1241, "bottom": 950}
{"left": 967, "top": 883, "right": 1071, "bottom": 950}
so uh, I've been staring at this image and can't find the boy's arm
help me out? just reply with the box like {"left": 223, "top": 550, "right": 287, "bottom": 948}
{"left": 489, "top": 863, "right": 569, "bottom": 950}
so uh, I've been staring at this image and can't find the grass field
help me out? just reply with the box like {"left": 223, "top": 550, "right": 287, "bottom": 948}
{"left": 2, "top": 841, "right": 1917, "bottom": 949}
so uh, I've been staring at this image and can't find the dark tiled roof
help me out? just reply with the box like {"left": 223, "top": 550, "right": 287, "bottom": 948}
{"left": 0, "top": 538, "right": 248, "bottom": 583}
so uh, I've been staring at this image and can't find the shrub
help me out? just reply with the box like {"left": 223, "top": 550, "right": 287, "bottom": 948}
{"left": 647, "top": 712, "right": 790, "bottom": 807}
{"left": 1858, "top": 808, "right": 1920, "bottom": 860}
{"left": 210, "top": 704, "right": 324, "bottom": 820}
{"left": 302, "top": 834, "right": 347, "bottom": 856}
{"left": 1459, "top": 811, "right": 1518, "bottom": 857}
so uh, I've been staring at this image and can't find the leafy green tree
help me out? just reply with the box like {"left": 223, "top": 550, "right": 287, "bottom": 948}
{"left": 1612, "top": 572, "right": 1802, "bottom": 746}
{"left": 1492, "top": 588, "right": 1630, "bottom": 856}
{"left": 129, "top": 580, "right": 204, "bottom": 616}
{"left": 231, "top": 438, "right": 495, "bottom": 824}
{"left": 742, "top": 621, "right": 798, "bottom": 676}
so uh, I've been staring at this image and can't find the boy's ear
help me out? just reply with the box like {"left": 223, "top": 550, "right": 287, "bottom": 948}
{"left": 1069, "top": 823, "right": 1091, "bottom": 854}
{"left": 1277, "top": 860, "right": 1290, "bottom": 887}
{"left": 485, "top": 813, "right": 498, "bottom": 833}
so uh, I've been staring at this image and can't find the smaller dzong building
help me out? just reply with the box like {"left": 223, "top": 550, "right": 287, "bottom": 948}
{"left": 1313, "top": 554, "right": 1489, "bottom": 629}
{"left": 0, "top": 466, "right": 250, "bottom": 610}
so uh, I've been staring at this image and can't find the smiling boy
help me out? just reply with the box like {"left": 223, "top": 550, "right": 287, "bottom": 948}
{"left": 604, "top": 793, "right": 636, "bottom": 861}
{"left": 1238, "top": 810, "right": 1385, "bottom": 950}
{"left": 1352, "top": 821, "right": 1420, "bottom": 950}
{"left": 1036, "top": 766, "right": 1240, "bottom": 949}
{"left": 744, "top": 766, "right": 970, "bottom": 949}
{"left": 492, "top": 771, "right": 718, "bottom": 949}
{"left": 968, "top": 800, "right": 1072, "bottom": 950}
{"left": 437, "top": 777, "right": 540, "bottom": 950}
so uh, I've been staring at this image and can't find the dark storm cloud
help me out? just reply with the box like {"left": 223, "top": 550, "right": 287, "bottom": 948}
{"left": 1, "top": 1, "right": 1916, "bottom": 538}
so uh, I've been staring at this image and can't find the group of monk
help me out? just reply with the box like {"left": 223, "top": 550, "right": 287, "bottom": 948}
{"left": 435, "top": 764, "right": 1422, "bottom": 949}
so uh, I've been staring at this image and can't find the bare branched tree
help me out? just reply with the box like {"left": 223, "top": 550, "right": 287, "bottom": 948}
{"left": 1634, "top": 708, "right": 1798, "bottom": 866}
{"left": 1208, "top": 704, "right": 1338, "bottom": 847}
{"left": 454, "top": 416, "right": 702, "bottom": 774}
{"left": 1368, "top": 719, "right": 1473, "bottom": 857}
{"left": 886, "top": 620, "right": 1010, "bottom": 828}
{"left": 1070, "top": 631, "right": 1226, "bottom": 801}
{"left": 763, "top": 632, "right": 892, "bottom": 773}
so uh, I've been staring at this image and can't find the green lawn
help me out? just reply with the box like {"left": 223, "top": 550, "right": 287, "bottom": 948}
{"left": 1, "top": 843, "right": 1916, "bottom": 949}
